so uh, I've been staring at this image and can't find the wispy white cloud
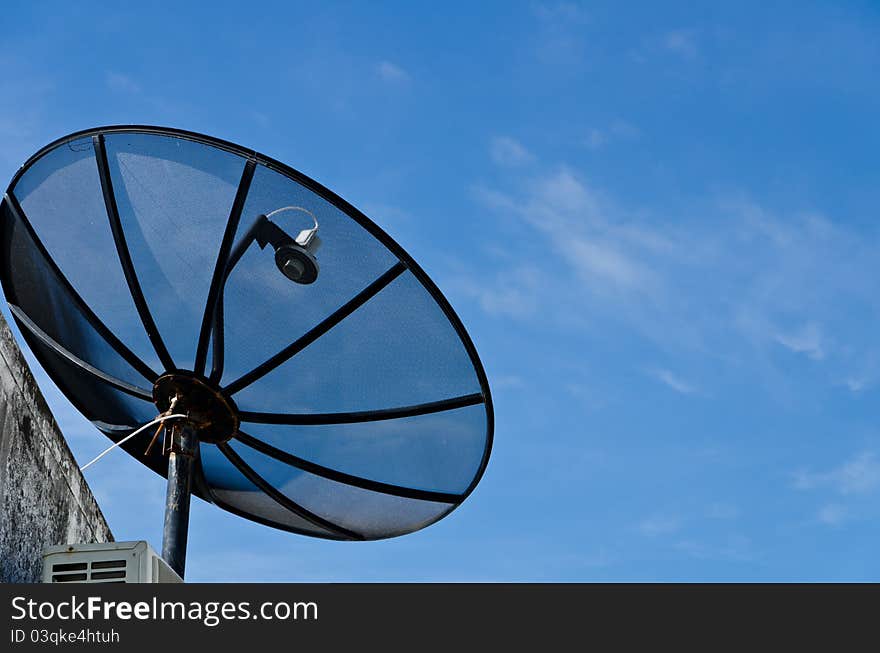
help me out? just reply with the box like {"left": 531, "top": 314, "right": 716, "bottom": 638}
{"left": 492, "top": 374, "right": 525, "bottom": 389}
{"left": 638, "top": 514, "right": 682, "bottom": 537}
{"left": 531, "top": 166, "right": 599, "bottom": 214}
{"left": 563, "top": 381, "right": 610, "bottom": 412}
{"left": 559, "top": 235, "right": 649, "bottom": 289}
{"left": 649, "top": 368, "right": 697, "bottom": 395}
{"left": 462, "top": 152, "right": 880, "bottom": 402}
{"left": 793, "top": 452, "right": 880, "bottom": 496}
{"left": 490, "top": 136, "right": 534, "bottom": 167}
{"left": 584, "top": 120, "right": 640, "bottom": 150}
{"left": 673, "top": 535, "right": 754, "bottom": 562}
{"left": 706, "top": 503, "right": 739, "bottom": 520}
{"left": 0, "top": 55, "right": 53, "bottom": 171}
{"left": 105, "top": 71, "right": 141, "bottom": 94}
{"left": 532, "top": 2, "right": 590, "bottom": 66}
{"left": 376, "top": 60, "right": 410, "bottom": 83}
{"left": 584, "top": 129, "right": 606, "bottom": 150}
{"left": 843, "top": 376, "right": 869, "bottom": 393}
{"left": 502, "top": 168, "right": 656, "bottom": 294}
{"left": 792, "top": 452, "right": 880, "bottom": 529}
{"left": 102, "top": 69, "right": 191, "bottom": 121}
{"left": 816, "top": 503, "right": 848, "bottom": 526}
{"left": 534, "top": 2, "right": 589, "bottom": 24}
{"left": 359, "top": 202, "right": 412, "bottom": 230}
{"left": 663, "top": 30, "right": 699, "bottom": 59}
{"left": 448, "top": 265, "right": 541, "bottom": 319}
{"left": 774, "top": 322, "right": 825, "bottom": 360}
{"left": 473, "top": 166, "right": 661, "bottom": 305}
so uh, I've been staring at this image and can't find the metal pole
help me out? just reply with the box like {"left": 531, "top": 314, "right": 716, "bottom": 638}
{"left": 162, "top": 422, "right": 197, "bottom": 579}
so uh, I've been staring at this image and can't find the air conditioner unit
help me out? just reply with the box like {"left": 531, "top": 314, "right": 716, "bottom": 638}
{"left": 42, "top": 540, "right": 182, "bottom": 584}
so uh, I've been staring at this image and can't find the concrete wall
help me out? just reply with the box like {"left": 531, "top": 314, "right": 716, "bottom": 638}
{"left": 0, "top": 312, "right": 112, "bottom": 583}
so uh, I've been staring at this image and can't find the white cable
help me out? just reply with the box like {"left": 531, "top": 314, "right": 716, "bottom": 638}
{"left": 80, "top": 413, "right": 187, "bottom": 472}
{"left": 265, "top": 205, "right": 318, "bottom": 231}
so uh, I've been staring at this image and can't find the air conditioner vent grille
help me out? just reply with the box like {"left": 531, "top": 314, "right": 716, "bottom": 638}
{"left": 51, "top": 558, "right": 129, "bottom": 583}
{"left": 43, "top": 541, "right": 182, "bottom": 583}
{"left": 52, "top": 562, "right": 87, "bottom": 572}
{"left": 91, "top": 559, "right": 126, "bottom": 570}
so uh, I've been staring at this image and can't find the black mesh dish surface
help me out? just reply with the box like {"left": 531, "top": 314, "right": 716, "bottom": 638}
{"left": 0, "top": 126, "right": 493, "bottom": 540}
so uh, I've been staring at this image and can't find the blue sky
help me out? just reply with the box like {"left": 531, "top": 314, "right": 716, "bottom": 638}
{"left": 3, "top": 1, "right": 880, "bottom": 580}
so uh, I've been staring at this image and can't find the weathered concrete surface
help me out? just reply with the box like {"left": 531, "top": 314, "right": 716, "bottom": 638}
{"left": 0, "top": 311, "right": 112, "bottom": 583}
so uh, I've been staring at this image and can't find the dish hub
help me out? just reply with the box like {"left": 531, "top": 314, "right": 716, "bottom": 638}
{"left": 152, "top": 372, "right": 239, "bottom": 444}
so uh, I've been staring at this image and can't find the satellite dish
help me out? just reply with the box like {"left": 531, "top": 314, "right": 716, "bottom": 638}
{"left": 0, "top": 126, "right": 493, "bottom": 577}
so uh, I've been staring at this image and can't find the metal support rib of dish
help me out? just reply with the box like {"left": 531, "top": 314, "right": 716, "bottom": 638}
{"left": 223, "top": 261, "right": 408, "bottom": 395}
{"left": 194, "top": 159, "right": 256, "bottom": 377}
{"left": 3, "top": 192, "right": 159, "bottom": 382}
{"left": 238, "top": 392, "right": 484, "bottom": 425}
{"left": 208, "top": 213, "right": 279, "bottom": 384}
{"left": 8, "top": 303, "right": 153, "bottom": 400}
{"left": 217, "top": 441, "right": 364, "bottom": 540}
{"left": 93, "top": 133, "right": 176, "bottom": 372}
{"left": 234, "top": 431, "right": 462, "bottom": 504}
